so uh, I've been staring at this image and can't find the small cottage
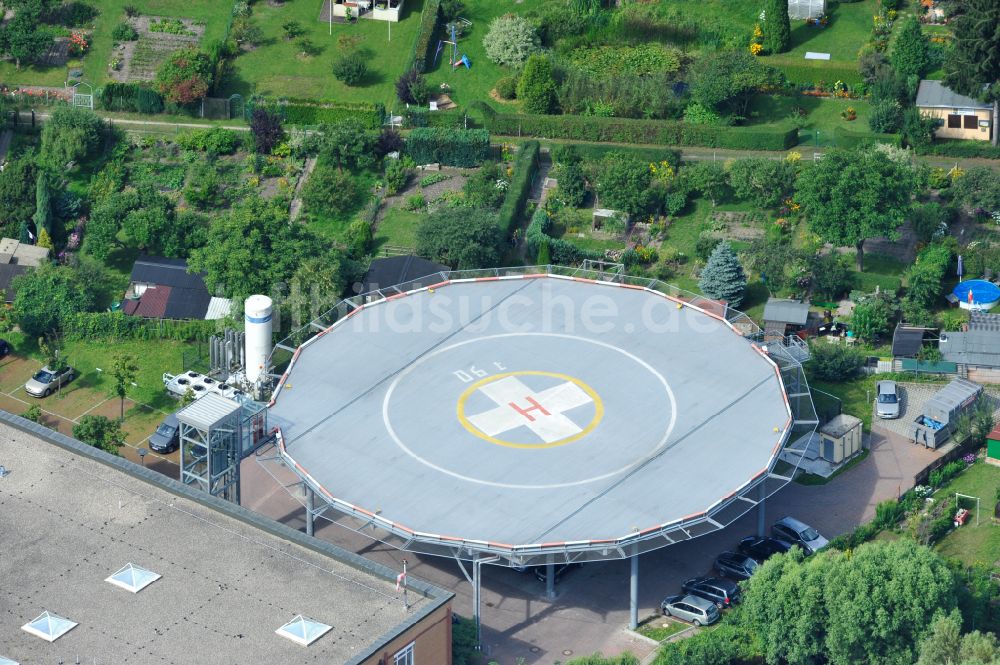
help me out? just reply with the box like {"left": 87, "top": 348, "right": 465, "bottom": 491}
{"left": 916, "top": 80, "right": 993, "bottom": 142}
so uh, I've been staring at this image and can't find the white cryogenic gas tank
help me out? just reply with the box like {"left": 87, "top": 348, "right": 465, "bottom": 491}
{"left": 244, "top": 295, "right": 273, "bottom": 385}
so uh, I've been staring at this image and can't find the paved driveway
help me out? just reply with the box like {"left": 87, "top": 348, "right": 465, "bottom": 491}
{"left": 240, "top": 429, "right": 945, "bottom": 664}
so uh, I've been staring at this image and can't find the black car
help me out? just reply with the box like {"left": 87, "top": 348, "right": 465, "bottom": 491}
{"left": 738, "top": 536, "right": 794, "bottom": 563}
{"left": 0, "top": 339, "right": 10, "bottom": 358}
{"left": 714, "top": 552, "right": 758, "bottom": 580}
{"left": 681, "top": 576, "right": 741, "bottom": 608}
{"left": 148, "top": 414, "right": 180, "bottom": 454}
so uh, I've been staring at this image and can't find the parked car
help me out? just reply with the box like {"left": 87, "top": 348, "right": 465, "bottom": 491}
{"left": 148, "top": 414, "right": 180, "bottom": 454}
{"left": 714, "top": 551, "right": 759, "bottom": 580}
{"left": 681, "top": 577, "right": 741, "bottom": 608}
{"left": 0, "top": 339, "right": 10, "bottom": 358}
{"left": 24, "top": 365, "right": 75, "bottom": 398}
{"left": 773, "top": 517, "right": 829, "bottom": 554}
{"left": 738, "top": 536, "right": 793, "bottom": 563}
{"left": 660, "top": 594, "right": 720, "bottom": 626}
{"left": 876, "top": 380, "right": 900, "bottom": 419}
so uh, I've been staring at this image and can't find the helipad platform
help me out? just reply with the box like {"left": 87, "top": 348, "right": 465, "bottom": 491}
{"left": 267, "top": 273, "right": 794, "bottom": 564}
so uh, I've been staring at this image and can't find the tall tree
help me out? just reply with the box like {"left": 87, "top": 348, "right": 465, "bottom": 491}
{"left": 741, "top": 539, "right": 958, "bottom": 665}
{"left": 892, "top": 16, "right": 931, "bottom": 81}
{"left": 699, "top": 241, "right": 747, "bottom": 307}
{"left": 690, "top": 49, "right": 783, "bottom": 118}
{"left": 795, "top": 147, "right": 916, "bottom": 271}
{"left": 517, "top": 55, "right": 558, "bottom": 114}
{"left": 249, "top": 108, "right": 284, "bottom": 155}
{"left": 0, "top": 153, "right": 37, "bottom": 237}
{"left": 154, "top": 47, "right": 213, "bottom": 104}
{"left": 416, "top": 208, "right": 502, "bottom": 269}
{"left": 762, "top": 0, "right": 791, "bottom": 54}
{"left": 0, "top": 5, "right": 52, "bottom": 70}
{"left": 12, "top": 264, "right": 94, "bottom": 337}
{"left": 32, "top": 171, "right": 52, "bottom": 239}
{"left": 945, "top": 0, "right": 1000, "bottom": 146}
{"left": 111, "top": 353, "right": 139, "bottom": 422}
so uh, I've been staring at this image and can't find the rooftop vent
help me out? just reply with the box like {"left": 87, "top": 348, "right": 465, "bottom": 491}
{"left": 275, "top": 615, "right": 332, "bottom": 646}
{"left": 106, "top": 563, "right": 161, "bottom": 593}
{"left": 0, "top": 656, "right": 20, "bottom": 665}
{"left": 21, "top": 611, "right": 77, "bottom": 642}
{"left": 0, "top": 465, "right": 9, "bottom": 478}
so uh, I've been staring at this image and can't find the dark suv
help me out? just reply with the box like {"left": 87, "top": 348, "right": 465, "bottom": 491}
{"left": 714, "top": 552, "right": 758, "bottom": 580}
{"left": 738, "top": 536, "right": 793, "bottom": 563}
{"left": 681, "top": 576, "right": 741, "bottom": 608}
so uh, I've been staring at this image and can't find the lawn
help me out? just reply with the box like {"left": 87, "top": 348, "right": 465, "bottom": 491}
{"left": 855, "top": 252, "right": 905, "bottom": 294}
{"left": 220, "top": 0, "right": 424, "bottom": 107}
{"left": 374, "top": 207, "right": 423, "bottom": 251}
{"left": 636, "top": 616, "right": 691, "bottom": 642}
{"left": 422, "top": 0, "right": 548, "bottom": 108}
{"left": 934, "top": 462, "right": 1000, "bottom": 567}
{"left": 762, "top": 0, "right": 879, "bottom": 86}
{"left": 748, "top": 94, "right": 877, "bottom": 147}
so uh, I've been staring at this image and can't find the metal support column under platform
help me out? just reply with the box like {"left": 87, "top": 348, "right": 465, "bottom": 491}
{"left": 629, "top": 546, "right": 639, "bottom": 630}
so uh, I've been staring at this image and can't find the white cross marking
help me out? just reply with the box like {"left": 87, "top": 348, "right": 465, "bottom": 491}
{"left": 467, "top": 376, "right": 593, "bottom": 443}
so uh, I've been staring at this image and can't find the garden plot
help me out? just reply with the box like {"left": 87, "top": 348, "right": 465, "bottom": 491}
{"left": 110, "top": 16, "right": 204, "bottom": 83}
{"left": 704, "top": 211, "right": 767, "bottom": 241}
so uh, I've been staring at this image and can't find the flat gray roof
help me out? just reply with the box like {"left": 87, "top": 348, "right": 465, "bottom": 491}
{"left": 270, "top": 276, "right": 791, "bottom": 553}
{"left": 763, "top": 298, "right": 810, "bottom": 326}
{"left": 0, "top": 423, "right": 438, "bottom": 664}
{"left": 916, "top": 80, "right": 991, "bottom": 110}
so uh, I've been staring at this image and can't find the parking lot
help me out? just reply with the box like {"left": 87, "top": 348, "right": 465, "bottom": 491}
{"left": 0, "top": 353, "right": 179, "bottom": 470}
{"left": 240, "top": 427, "right": 947, "bottom": 664}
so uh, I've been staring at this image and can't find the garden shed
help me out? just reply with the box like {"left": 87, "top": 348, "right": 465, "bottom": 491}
{"left": 818, "top": 414, "right": 863, "bottom": 464}
{"left": 788, "top": 0, "right": 826, "bottom": 20}
{"left": 911, "top": 378, "right": 983, "bottom": 449}
{"left": 987, "top": 423, "right": 1000, "bottom": 467}
{"left": 763, "top": 298, "right": 810, "bottom": 340}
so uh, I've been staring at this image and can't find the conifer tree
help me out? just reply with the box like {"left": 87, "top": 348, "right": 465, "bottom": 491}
{"left": 699, "top": 241, "right": 747, "bottom": 307}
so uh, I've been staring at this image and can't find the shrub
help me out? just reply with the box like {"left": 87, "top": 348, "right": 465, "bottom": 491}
{"left": 873, "top": 499, "right": 906, "bottom": 530}
{"left": 333, "top": 54, "right": 368, "bottom": 86}
{"left": 404, "top": 194, "right": 426, "bottom": 211}
{"left": 155, "top": 47, "right": 213, "bottom": 104}
{"left": 914, "top": 141, "right": 1000, "bottom": 159}
{"left": 809, "top": 342, "right": 865, "bottom": 381}
{"left": 40, "top": 106, "right": 103, "bottom": 168}
{"left": 49, "top": 1, "right": 98, "bottom": 26}
{"left": 869, "top": 98, "right": 903, "bottom": 133}
{"left": 727, "top": 157, "right": 796, "bottom": 208}
{"left": 73, "top": 415, "right": 125, "bottom": 455}
{"left": 303, "top": 167, "right": 359, "bottom": 218}
{"left": 416, "top": 208, "right": 503, "bottom": 269}
{"left": 495, "top": 76, "right": 518, "bottom": 100}
{"left": 526, "top": 207, "right": 600, "bottom": 264}
{"left": 557, "top": 161, "right": 586, "bottom": 208}
{"left": 468, "top": 102, "right": 798, "bottom": 150}
{"left": 375, "top": 128, "right": 404, "bottom": 158}
{"left": 396, "top": 69, "right": 429, "bottom": 105}
{"left": 384, "top": 158, "right": 412, "bottom": 195}
{"left": 176, "top": 127, "right": 242, "bottom": 155}
{"left": 464, "top": 162, "right": 508, "bottom": 209}
{"left": 497, "top": 141, "right": 539, "bottom": 235}
{"left": 517, "top": 55, "right": 557, "bottom": 114}
{"left": 683, "top": 102, "right": 722, "bottom": 125}
{"left": 112, "top": 21, "right": 138, "bottom": 42}
{"left": 482, "top": 14, "right": 540, "bottom": 67}
{"left": 406, "top": 128, "right": 490, "bottom": 167}
{"left": 100, "top": 82, "right": 164, "bottom": 114}
{"left": 250, "top": 108, "right": 284, "bottom": 155}
{"left": 808, "top": 253, "right": 853, "bottom": 300}
{"left": 282, "top": 20, "right": 304, "bottom": 40}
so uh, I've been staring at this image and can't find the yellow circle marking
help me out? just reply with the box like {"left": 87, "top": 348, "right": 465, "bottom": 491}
{"left": 456, "top": 371, "right": 604, "bottom": 449}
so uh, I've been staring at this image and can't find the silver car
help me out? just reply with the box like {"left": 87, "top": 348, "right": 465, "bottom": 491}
{"left": 24, "top": 365, "right": 75, "bottom": 398}
{"left": 773, "top": 516, "right": 829, "bottom": 554}
{"left": 876, "top": 380, "right": 900, "bottom": 419}
{"left": 660, "top": 594, "right": 720, "bottom": 626}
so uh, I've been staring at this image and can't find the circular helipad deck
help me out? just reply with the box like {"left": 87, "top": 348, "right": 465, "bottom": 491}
{"left": 268, "top": 275, "right": 791, "bottom": 562}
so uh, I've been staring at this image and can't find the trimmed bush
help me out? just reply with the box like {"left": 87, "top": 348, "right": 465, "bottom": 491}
{"left": 63, "top": 311, "right": 217, "bottom": 341}
{"left": 406, "top": 128, "right": 490, "bottom": 167}
{"left": 100, "top": 83, "right": 164, "bottom": 114}
{"left": 914, "top": 140, "right": 1000, "bottom": 159}
{"left": 468, "top": 103, "right": 798, "bottom": 150}
{"left": 498, "top": 141, "right": 539, "bottom": 235}
{"left": 332, "top": 54, "right": 368, "bottom": 86}
{"left": 112, "top": 21, "right": 139, "bottom": 42}
{"left": 404, "top": 0, "right": 441, "bottom": 74}
{"left": 495, "top": 76, "right": 518, "bottom": 100}
{"left": 280, "top": 99, "right": 384, "bottom": 128}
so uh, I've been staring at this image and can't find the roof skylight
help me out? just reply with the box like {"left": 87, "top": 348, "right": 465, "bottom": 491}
{"left": 275, "top": 615, "right": 333, "bottom": 646}
{"left": 21, "top": 611, "right": 77, "bottom": 642}
{"left": 105, "top": 563, "right": 161, "bottom": 593}
{"left": 0, "top": 656, "right": 20, "bottom": 665}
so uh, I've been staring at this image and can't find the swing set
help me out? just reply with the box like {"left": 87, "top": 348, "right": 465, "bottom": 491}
{"left": 434, "top": 20, "right": 472, "bottom": 69}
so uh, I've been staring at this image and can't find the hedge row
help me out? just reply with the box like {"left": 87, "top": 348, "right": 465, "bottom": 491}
{"left": 99, "top": 83, "right": 165, "bottom": 114}
{"left": 404, "top": 0, "right": 441, "bottom": 74}
{"left": 831, "top": 129, "right": 902, "bottom": 149}
{"left": 280, "top": 99, "right": 385, "bottom": 128}
{"left": 498, "top": 140, "right": 539, "bottom": 236}
{"left": 406, "top": 127, "right": 490, "bottom": 167}
{"left": 526, "top": 207, "right": 601, "bottom": 264}
{"left": 778, "top": 63, "right": 863, "bottom": 87}
{"left": 470, "top": 103, "right": 798, "bottom": 151}
{"left": 62, "top": 311, "right": 218, "bottom": 342}
{"left": 570, "top": 143, "right": 681, "bottom": 166}
{"left": 913, "top": 139, "right": 1000, "bottom": 159}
